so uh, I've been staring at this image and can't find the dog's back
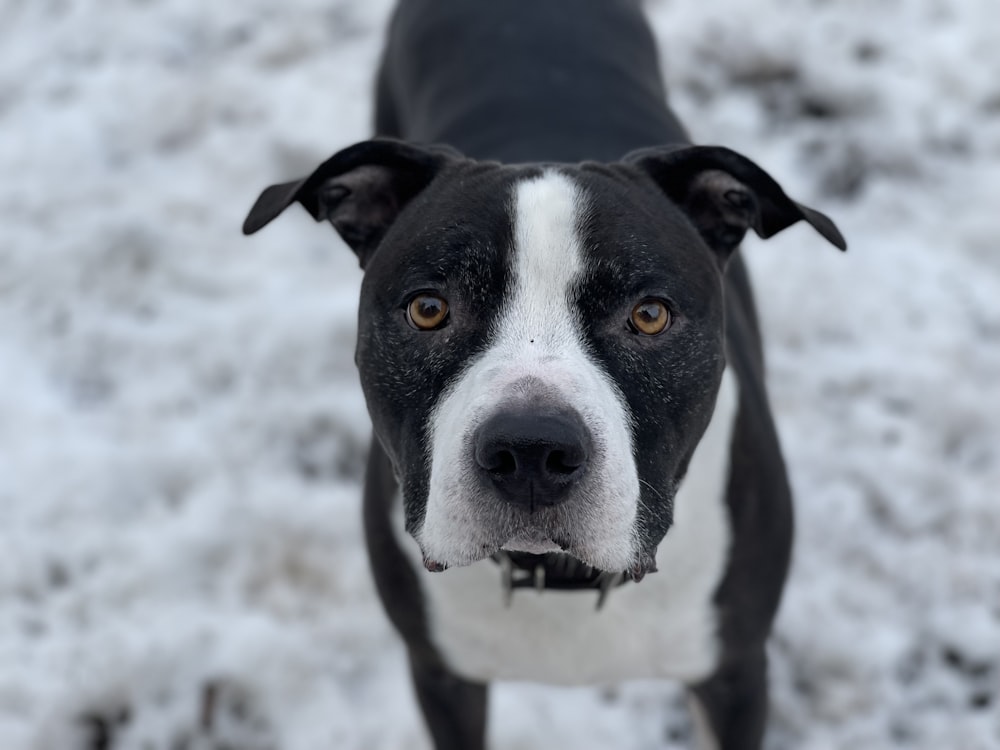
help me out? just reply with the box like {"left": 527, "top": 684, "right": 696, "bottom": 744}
{"left": 376, "top": 0, "right": 688, "bottom": 162}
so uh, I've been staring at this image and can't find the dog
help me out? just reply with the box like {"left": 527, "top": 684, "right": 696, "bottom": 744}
{"left": 242, "top": 0, "right": 846, "bottom": 747}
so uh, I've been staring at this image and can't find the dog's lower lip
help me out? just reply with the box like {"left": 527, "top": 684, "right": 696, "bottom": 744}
{"left": 423, "top": 558, "right": 448, "bottom": 572}
{"left": 500, "top": 535, "right": 563, "bottom": 555}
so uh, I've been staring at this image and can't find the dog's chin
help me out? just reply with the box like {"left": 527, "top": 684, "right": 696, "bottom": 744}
{"left": 501, "top": 533, "right": 610, "bottom": 571}
{"left": 500, "top": 534, "right": 565, "bottom": 556}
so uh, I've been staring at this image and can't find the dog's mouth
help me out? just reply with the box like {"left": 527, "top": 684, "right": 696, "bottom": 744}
{"left": 491, "top": 550, "right": 648, "bottom": 610}
{"left": 419, "top": 524, "right": 657, "bottom": 609}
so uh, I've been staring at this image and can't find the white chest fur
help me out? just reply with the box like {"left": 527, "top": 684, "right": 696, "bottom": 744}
{"left": 395, "top": 370, "right": 738, "bottom": 686}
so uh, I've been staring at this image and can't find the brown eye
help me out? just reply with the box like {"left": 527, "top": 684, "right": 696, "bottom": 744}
{"left": 406, "top": 294, "right": 449, "bottom": 330}
{"left": 629, "top": 299, "right": 671, "bottom": 336}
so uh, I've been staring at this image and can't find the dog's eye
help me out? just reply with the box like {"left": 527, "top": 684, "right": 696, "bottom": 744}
{"left": 629, "top": 299, "right": 671, "bottom": 336}
{"left": 407, "top": 293, "right": 449, "bottom": 330}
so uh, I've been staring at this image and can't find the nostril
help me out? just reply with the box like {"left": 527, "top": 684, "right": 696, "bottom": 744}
{"left": 545, "top": 449, "right": 582, "bottom": 476}
{"left": 476, "top": 442, "right": 519, "bottom": 476}
{"left": 491, "top": 450, "right": 517, "bottom": 476}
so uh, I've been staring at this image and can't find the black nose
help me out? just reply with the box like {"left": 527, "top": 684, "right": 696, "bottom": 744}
{"left": 474, "top": 410, "right": 591, "bottom": 510}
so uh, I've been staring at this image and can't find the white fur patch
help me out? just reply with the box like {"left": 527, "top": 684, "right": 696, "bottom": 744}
{"left": 418, "top": 171, "right": 641, "bottom": 572}
{"left": 400, "top": 369, "right": 738, "bottom": 685}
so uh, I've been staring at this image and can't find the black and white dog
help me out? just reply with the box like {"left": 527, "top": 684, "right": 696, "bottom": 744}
{"left": 243, "top": 0, "right": 845, "bottom": 747}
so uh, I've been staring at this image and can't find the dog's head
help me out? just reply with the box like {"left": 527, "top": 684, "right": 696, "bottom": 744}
{"left": 244, "top": 139, "right": 845, "bottom": 578}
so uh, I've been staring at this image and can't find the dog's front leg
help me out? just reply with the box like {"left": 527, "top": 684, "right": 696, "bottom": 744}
{"left": 687, "top": 646, "right": 768, "bottom": 750}
{"left": 409, "top": 655, "right": 488, "bottom": 750}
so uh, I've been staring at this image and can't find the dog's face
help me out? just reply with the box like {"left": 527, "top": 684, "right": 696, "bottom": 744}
{"left": 244, "top": 140, "right": 845, "bottom": 577}
{"left": 354, "top": 163, "right": 727, "bottom": 577}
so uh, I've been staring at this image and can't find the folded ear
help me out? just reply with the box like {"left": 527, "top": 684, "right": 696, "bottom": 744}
{"left": 242, "top": 138, "right": 461, "bottom": 268}
{"left": 625, "top": 145, "right": 846, "bottom": 263}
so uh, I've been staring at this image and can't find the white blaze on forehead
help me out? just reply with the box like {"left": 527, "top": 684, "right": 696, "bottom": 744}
{"left": 418, "top": 170, "right": 641, "bottom": 571}
{"left": 507, "top": 170, "right": 585, "bottom": 343}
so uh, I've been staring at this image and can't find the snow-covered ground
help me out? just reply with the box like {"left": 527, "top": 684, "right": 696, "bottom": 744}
{"left": 2, "top": 0, "right": 998, "bottom": 747}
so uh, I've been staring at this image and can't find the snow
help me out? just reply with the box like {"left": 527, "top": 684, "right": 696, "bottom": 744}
{"left": 1, "top": 0, "right": 997, "bottom": 748}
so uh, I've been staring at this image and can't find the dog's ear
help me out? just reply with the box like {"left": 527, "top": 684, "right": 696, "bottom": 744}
{"left": 625, "top": 145, "right": 846, "bottom": 263}
{"left": 242, "top": 138, "right": 461, "bottom": 268}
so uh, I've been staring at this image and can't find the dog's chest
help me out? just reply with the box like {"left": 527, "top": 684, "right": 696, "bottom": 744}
{"left": 396, "top": 372, "right": 738, "bottom": 685}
